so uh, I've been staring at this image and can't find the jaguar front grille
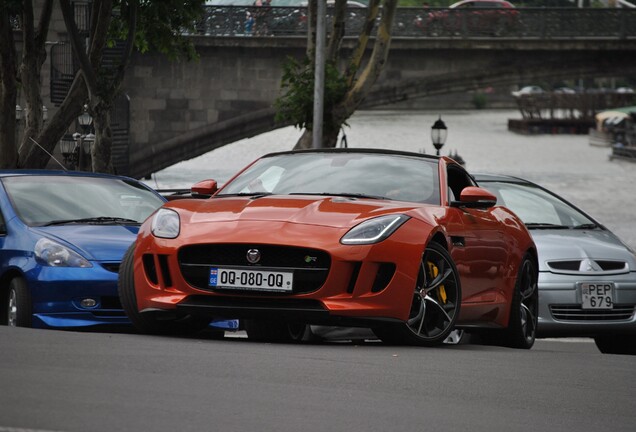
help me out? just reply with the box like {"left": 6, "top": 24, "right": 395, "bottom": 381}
{"left": 178, "top": 244, "right": 331, "bottom": 294}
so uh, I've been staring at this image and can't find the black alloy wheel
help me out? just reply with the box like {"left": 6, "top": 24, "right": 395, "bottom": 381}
{"left": 500, "top": 254, "right": 538, "bottom": 349}
{"left": 374, "top": 242, "right": 461, "bottom": 346}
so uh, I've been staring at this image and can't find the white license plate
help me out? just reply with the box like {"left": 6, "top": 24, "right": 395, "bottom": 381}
{"left": 581, "top": 282, "right": 614, "bottom": 309}
{"left": 209, "top": 267, "right": 293, "bottom": 292}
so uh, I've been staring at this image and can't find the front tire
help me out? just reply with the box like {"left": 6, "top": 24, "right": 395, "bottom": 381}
{"left": 374, "top": 242, "right": 461, "bottom": 346}
{"left": 594, "top": 335, "right": 636, "bottom": 355}
{"left": 4, "top": 277, "right": 32, "bottom": 327}
{"left": 500, "top": 254, "right": 538, "bottom": 349}
{"left": 244, "top": 319, "right": 292, "bottom": 343}
{"left": 118, "top": 243, "right": 209, "bottom": 335}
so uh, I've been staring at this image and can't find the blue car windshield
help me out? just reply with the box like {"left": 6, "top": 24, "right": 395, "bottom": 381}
{"left": 218, "top": 152, "right": 441, "bottom": 205}
{"left": 3, "top": 175, "right": 165, "bottom": 227}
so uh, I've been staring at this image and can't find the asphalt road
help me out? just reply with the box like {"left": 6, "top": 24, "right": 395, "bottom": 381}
{"left": 1, "top": 327, "right": 634, "bottom": 432}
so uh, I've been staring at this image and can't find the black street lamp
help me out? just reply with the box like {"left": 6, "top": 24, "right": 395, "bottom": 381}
{"left": 15, "top": 105, "right": 23, "bottom": 147}
{"left": 77, "top": 104, "right": 93, "bottom": 134}
{"left": 431, "top": 115, "right": 448, "bottom": 156}
{"left": 60, "top": 134, "right": 79, "bottom": 169}
{"left": 79, "top": 132, "right": 95, "bottom": 171}
{"left": 75, "top": 105, "right": 94, "bottom": 171}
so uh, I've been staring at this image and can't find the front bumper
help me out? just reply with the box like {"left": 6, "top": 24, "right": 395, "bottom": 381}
{"left": 28, "top": 264, "right": 128, "bottom": 329}
{"left": 133, "top": 220, "right": 426, "bottom": 325}
{"left": 537, "top": 271, "right": 636, "bottom": 337}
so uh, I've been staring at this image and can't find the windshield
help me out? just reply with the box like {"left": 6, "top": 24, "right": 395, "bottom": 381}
{"left": 3, "top": 175, "right": 165, "bottom": 227}
{"left": 218, "top": 152, "right": 441, "bottom": 205}
{"left": 480, "top": 181, "right": 596, "bottom": 228}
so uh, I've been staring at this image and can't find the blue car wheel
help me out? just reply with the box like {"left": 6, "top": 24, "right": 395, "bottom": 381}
{"left": 7, "top": 277, "right": 32, "bottom": 327}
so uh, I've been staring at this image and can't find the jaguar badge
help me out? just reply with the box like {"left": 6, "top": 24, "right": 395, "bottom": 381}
{"left": 246, "top": 248, "right": 261, "bottom": 264}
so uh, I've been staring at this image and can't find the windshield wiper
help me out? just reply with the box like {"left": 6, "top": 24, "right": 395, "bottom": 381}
{"left": 41, "top": 216, "right": 140, "bottom": 226}
{"left": 572, "top": 223, "right": 599, "bottom": 230}
{"left": 525, "top": 223, "right": 571, "bottom": 230}
{"left": 217, "top": 192, "right": 272, "bottom": 198}
{"left": 288, "top": 192, "right": 388, "bottom": 200}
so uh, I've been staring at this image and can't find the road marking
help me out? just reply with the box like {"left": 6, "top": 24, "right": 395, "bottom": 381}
{"left": 0, "top": 427, "right": 66, "bottom": 432}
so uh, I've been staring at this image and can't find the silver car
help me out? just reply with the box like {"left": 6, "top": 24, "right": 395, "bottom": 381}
{"left": 474, "top": 174, "right": 636, "bottom": 355}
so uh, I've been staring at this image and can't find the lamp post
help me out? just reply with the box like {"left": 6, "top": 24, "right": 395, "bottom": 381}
{"left": 60, "top": 134, "right": 79, "bottom": 169}
{"left": 431, "top": 115, "right": 448, "bottom": 156}
{"left": 78, "top": 104, "right": 92, "bottom": 134}
{"left": 75, "top": 105, "right": 94, "bottom": 171}
{"left": 15, "top": 105, "right": 23, "bottom": 148}
{"left": 80, "top": 132, "right": 95, "bottom": 171}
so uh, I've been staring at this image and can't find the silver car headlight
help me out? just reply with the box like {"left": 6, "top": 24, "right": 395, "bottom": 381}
{"left": 151, "top": 208, "right": 180, "bottom": 239}
{"left": 341, "top": 214, "right": 410, "bottom": 245}
{"left": 34, "top": 238, "right": 92, "bottom": 267}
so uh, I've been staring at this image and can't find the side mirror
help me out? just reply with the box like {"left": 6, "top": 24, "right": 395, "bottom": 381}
{"left": 191, "top": 179, "right": 218, "bottom": 197}
{"left": 451, "top": 186, "right": 497, "bottom": 209}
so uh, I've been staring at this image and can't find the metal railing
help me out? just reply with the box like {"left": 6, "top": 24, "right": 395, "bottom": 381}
{"left": 194, "top": 6, "right": 636, "bottom": 39}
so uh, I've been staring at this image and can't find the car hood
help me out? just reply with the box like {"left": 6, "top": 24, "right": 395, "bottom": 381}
{"left": 176, "top": 195, "right": 420, "bottom": 229}
{"left": 32, "top": 225, "right": 140, "bottom": 261}
{"left": 531, "top": 229, "right": 636, "bottom": 271}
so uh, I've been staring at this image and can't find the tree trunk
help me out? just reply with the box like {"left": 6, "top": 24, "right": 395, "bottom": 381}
{"left": 292, "top": 0, "right": 398, "bottom": 151}
{"left": 0, "top": 4, "right": 19, "bottom": 169}
{"left": 91, "top": 104, "right": 114, "bottom": 173}
{"left": 18, "top": 0, "right": 52, "bottom": 167}
{"left": 19, "top": 76, "right": 87, "bottom": 169}
{"left": 294, "top": 119, "right": 342, "bottom": 149}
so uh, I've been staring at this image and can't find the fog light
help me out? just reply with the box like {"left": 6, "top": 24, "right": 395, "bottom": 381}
{"left": 80, "top": 298, "right": 98, "bottom": 308}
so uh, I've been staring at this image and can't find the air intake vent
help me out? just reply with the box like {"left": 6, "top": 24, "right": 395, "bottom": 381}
{"left": 550, "top": 305, "right": 635, "bottom": 321}
{"left": 547, "top": 259, "right": 628, "bottom": 275}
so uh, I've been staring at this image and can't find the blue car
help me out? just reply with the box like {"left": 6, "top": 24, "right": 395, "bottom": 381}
{"left": 0, "top": 170, "right": 238, "bottom": 333}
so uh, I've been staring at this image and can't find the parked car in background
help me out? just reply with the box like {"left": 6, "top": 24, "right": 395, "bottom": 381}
{"left": 474, "top": 174, "right": 636, "bottom": 355}
{"left": 422, "top": 0, "right": 518, "bottom": 36}
{"left": 120, "top": 149, "right": 538, "bottom": 348}
{"left": 554, "top": 87, "right": 576, "bottom": 94}
{"left": 511, "top": 85, "right": 545, "bottom": 97}
{"left": 449, "top": 0, "right": 515, "bottom": 9}
{"left": 0, "top": 170, "right": 236, "bottom": 334}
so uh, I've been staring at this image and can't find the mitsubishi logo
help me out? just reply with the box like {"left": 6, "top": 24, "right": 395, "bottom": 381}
{"left": 579, "top": 258, "right": 602, "bottom": 272}
{"left": 246, "top": 248, "right": 261, "bottom": 264}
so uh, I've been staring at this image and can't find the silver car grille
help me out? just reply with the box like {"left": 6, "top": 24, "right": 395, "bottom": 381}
{"left": 546, "top": 259, "right": 628, "bottom": 275}
{"left": 550, "top": 305, "right": 635, "bottom": 321}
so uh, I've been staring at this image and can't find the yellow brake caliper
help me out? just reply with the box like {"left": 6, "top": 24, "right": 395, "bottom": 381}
{"left": 427, "top": 262, "right": 447, "bottom": 304}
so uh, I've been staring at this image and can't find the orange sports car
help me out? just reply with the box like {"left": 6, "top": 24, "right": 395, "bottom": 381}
{"left": 119, "top": 149, "right": 538, "bottom": 348}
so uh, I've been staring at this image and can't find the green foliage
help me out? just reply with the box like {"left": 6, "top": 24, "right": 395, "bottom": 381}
{"left": 472, "top": 92, "right": 487, "bottom": 109}
{"left": 109, "top": 0, "right": 205, "bottom": 62}
{"left": 274, "top": 56, "right": 349, "bottom": 133}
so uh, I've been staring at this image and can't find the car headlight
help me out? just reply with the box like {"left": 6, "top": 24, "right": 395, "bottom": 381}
{"left": 151, "top": 208, "right": 180, "bottom": 239}
{"left": 341, "top": 214, "right": 410, "bottom": 245}
{"left": 35, "top": 238, "right": 92, "bottom": 267}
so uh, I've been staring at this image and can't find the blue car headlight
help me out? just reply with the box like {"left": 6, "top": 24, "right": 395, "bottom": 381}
{"left": 341, "top": 214, "right": 410, "bottom": 245}
{"left": 35, "top": 238, "right": 92, "bottom": 267}
{"left": 151, "top": 208, "right": 180, "bottom": 239}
